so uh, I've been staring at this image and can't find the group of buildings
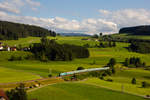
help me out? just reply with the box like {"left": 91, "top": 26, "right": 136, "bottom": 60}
{"left": 0, "top": 42, "right": 30, "bottom": 51}
{"left": 0, "top": 42, "right": 17, "bottom": 51}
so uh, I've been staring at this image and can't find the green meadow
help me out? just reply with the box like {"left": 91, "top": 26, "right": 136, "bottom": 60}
{"left": 0, "top": 36, "right": 150, "bottom": 97}
{"left": 81, "top": 69, "right": 150, "bottom": 95}
{"left": 28, "top": 83, "right": 145, "bottom": 100}
{"left": 0, "top": 67, "right": 41, "bottom": 83}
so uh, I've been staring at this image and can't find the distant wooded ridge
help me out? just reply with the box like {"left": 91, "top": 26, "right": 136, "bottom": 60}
{"left": 59, "top": 33, "right": 91, "bottom": 36}
{"left": 0, "top": 20, "right": 56, "bottom": 40}
{"left": 119, "top": 25, "right": 150, "bottom": 35}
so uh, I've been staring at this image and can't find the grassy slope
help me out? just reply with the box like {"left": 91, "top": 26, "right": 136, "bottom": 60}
{"left": 28, "top": 83, "right": 145, "bottom": 100}
{"left": 0, "top": 36, "right": 150, "bottom": 96}
{"left": 0, "top": 67, "right": 41, "bottom": 83}
{"left": 0, "top": 36, "right": 150, "bottom": 77}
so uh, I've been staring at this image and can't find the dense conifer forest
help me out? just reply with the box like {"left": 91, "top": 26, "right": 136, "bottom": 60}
{"left": 30, "top": 37, "right": 90, "bottom": 61}
{"left": 119, "top": 25, "right": 150, "bottom": 35}
{"left": 0, "top": 20, "right": 56, "bottom": 40}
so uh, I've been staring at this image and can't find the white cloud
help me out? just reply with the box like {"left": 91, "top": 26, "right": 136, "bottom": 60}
{"left": 99, "top": 9, "right": 110, "bottom": 15}
{"left": 0, "top": 8, "right": 150, "bottom": 34}
{"left": 0, "top": 0, "right": 21, "bottom": 14}
{"left": 0, "top": 11, "right": 117, "bottom": 34}
{"left": 99, "top": 9, "right": 150, "bottom": 29}
{"left": 0, "top": 0, "right": 41, "bottom": 14}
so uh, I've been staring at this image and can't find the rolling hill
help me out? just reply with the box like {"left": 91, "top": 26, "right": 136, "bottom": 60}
{"left": 119, "top": 25, "right": 150, "bottom": 35}
{"left": 28, "top": 83, "right": 145, "bottom": 100}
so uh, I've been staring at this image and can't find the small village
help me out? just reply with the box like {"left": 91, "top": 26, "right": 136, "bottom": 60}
{"left": 0, "top": 42, "right": 30, "bottom": 52}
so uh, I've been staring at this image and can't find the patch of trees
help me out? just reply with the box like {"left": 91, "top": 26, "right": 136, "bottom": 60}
{"left": 99, "top": 41, "right": 116, "bottom": 48}
{"left": 131, "top": 78, "right": 150, "bottom": 88}
{"left": 0, "top": 20, "right": 56, "bottom": 40}
{"left": 101, "top": 34, "right": 150, "bottom": 43}
{"left": 8, "top": 52, "right": 34, "bottom": 61}
{"left": 131, "top": 78, "right": 136, "bottom": 84}
{"left": 119, "top": 25, "right": 150, "bottom": 35}
{"left": 106, "top": 58, "right": 116, "bottom": 74}
{"left": 77, "top": 66, "right": 85, "bottom": 70}
{"left": 30, "top": 37, "right": 90, "bottom": 61}
{"left": 91, "top": 34, "right": 99, "bottom": 38}
{"left": 124, "top": 57, "right": 146, "bottom": 68}
{"left": 91, "top": 33, "right": 103, "bottom": 38}
{"left": 128, "top": 42, "right": 150, "bottom": 54}
{"left": 83, "top": 41, "right": 116, "bottom": 48}
{"left": 6, "top": 83, "right": 27, "bottom": 100}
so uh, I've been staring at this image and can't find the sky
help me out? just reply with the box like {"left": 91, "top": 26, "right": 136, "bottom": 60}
{"left": 0, "top": 0, "right": 150, "bottom": 34}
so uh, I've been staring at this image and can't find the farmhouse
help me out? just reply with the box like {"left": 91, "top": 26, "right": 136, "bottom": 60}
{"left": 0, "top": 46, "right": 3, "bottom": 51}
{"left": 10, "top": 47, "right": 17, "bottom": 51}
{"left": 0, "top": 42, "right": 3, "bottom": 51}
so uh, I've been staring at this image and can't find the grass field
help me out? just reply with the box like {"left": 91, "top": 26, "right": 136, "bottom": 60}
{"left": 28, "top": 82, "right": 145, "bottom": 100}
{"left": 0, "top": 36, "right": 150, "bottom": 96}
{"left": 0, "top": 67, "right": 41, "bottom": 83}
{"left": 0, "top": 36, "right": 150, "bottom": 77}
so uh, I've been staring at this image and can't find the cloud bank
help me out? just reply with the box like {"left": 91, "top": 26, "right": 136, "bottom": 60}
{"left": 0, "top": 0, "right": 150, "bottom": 34}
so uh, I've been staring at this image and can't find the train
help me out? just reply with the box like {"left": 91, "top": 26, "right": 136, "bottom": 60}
{"left": 59, "top": 67, "right": 110, "bottom": 76}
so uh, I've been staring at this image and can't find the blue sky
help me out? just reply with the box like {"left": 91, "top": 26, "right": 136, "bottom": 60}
{"left": 0, "top": 0, "right": 150, "bottom": 34}
{"left": 24, "top": 0, "right": 150, "bottom": 19}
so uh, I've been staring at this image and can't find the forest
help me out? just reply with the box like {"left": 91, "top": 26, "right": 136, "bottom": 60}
{"left": 128, "top": 42, "right": 150, "bottom": 53}
{"left": 0, "top": 20, "right": 56, "bottom": 40}
{"left": 30, "top": 37, "right": 90, "bottom": 61}
{"left": 119, "top": 25, "right": 150, "bottom": 35}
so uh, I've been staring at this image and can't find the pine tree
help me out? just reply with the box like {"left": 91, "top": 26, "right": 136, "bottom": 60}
{"left": 124, "top": 58, "right": 129, "bottom": 66}
{"left": 108, "top": 41, "right": 112, "bottom": 47}
{"left": 112, "top": 41, "right": 116, "bottom": 47}
{"left": 131, "top": 78, "right": 136, "bottom": 84}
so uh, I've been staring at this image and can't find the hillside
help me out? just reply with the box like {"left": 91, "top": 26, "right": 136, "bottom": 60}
{"left": 0, "top": 20, "right": 56, "bottom": 40}
{"left": 0, "top": 36, "right": 150, "bottom": 99}
{"left": 28, "top": 83, "right": 145, "bottom": 100}
{"left": 119, "top": 25, "right": 150, "bottom": 35}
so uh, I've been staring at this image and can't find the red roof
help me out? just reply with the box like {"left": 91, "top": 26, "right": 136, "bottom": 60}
{"left": 0, "top": 89, "right": 9, "bottom": 100}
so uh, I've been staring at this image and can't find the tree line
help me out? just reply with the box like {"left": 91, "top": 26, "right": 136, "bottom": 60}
{"left": 83, "top": 41, "right": 116, "bottom": 48}
{"left": 128, "top": 42, "right": 150, "bottom": 54}
{"left": 0, "top": 20, "right": 56, "bottom": 40}
{"left": 30, "top": 37, "right": 90, "bottom": 61}
{"left": 124, "top": 57, "right": 146, "bottom": 68}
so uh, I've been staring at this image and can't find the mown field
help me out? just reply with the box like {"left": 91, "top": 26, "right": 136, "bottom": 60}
{"left": 81, "top": 69, "right": 150, "bottom": 95}
{"left": 0, "top": 36, "right": 150, "bottom": 96}
{"left": 0, "top": 67, "right": 41, "bottom": 83}
{"left": 28, "top": 83, "right": 145, "bottom": 100}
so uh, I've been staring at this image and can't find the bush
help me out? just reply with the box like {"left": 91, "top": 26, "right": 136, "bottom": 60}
{"left": 106, "top": 78, "right": 113, "bottom": 82}
{"left": 6, "top": 83, "right": 27, "bottom": 100}
{"left": 111, "top": 68, "right": 116, "bottom": 74}
{"left": 142, "top": 81, "right": 147, "bottom": 88}
{"left": 77, "top": 67, "right": 84, "bottom": 70}
{"left": 131, "top": 78, "right": 136, "bottom": 84}
{"left": 107, "top": 58, "right": 116, "bottom": 68}
{"left": 8, "top": 55, "right": 22, "bottom": 61}
{"left": 48, "top": 74, "right": 52, "bottom": 77}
